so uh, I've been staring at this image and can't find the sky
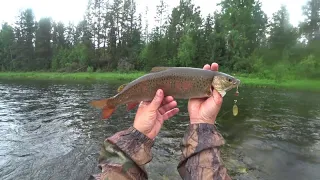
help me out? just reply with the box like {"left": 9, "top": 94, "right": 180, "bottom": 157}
{"left": 0, "top": 0, "right": 308, "bottom": 29}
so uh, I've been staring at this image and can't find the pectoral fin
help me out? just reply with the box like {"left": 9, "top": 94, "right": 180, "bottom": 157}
{"left": 219, "top": 90, "right": 226, "bottom": 97}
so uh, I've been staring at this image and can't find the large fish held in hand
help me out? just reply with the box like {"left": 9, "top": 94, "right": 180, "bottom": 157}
{"left": 90, "top": 67, "right": 241, "bottom": 120}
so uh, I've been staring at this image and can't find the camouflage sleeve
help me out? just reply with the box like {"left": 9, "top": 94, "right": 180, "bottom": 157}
{"left": 177, "top": 123, "right": 232, "bottom": 180}
{"left": 91, "top": 126, "right": 154, "bottom": 180}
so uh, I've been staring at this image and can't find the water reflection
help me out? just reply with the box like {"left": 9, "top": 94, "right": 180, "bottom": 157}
{"left": 0, "top": 79, "right": 319, "bottom": 180}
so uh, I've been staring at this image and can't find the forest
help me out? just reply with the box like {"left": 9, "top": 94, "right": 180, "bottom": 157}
{"left": 0, "top": 0, "right": 319, "bottom": 82}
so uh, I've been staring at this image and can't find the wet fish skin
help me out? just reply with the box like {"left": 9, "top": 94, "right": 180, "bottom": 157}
{"left": 90, "top": 67, "right": 240, "bottom": 120}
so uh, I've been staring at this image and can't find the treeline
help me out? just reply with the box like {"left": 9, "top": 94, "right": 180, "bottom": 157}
{"left": 0, "top": 0, "right": 319, "bottom": 80}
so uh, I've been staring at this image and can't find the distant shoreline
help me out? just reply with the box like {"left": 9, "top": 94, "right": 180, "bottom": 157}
{"left": 0, "top": 72, "right": 319, "bottom": 92}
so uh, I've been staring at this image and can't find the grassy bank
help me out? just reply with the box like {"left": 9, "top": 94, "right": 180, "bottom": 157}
{"left": 0, "top": 72, "right": 145, "bottom": 81}
{"left": 0, "top": 71, "right": 319, "bottom": 92}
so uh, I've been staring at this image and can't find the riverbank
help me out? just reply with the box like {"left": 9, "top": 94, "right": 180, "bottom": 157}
{"left": 0, "top": 72, "right": 319, "bottom": 92}
{"left": 0, "top": 72, "right": 145, "bottom": 81}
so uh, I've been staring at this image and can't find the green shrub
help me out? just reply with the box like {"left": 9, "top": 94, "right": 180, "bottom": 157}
{"left": 87, "top": 66, "right": 94, "bottom": 73}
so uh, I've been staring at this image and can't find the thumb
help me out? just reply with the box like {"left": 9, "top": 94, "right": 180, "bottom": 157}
{"left": 149, "top": 89, "right": 164, "bottom": 111}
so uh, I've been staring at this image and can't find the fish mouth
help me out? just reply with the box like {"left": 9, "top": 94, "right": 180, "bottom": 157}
{"left": 224, "top": 86, "right": 234, "bottom": 92}
{"left": 212, "top": 77, "right": 241, "bottom": 96}
{"left": 224, "top": 79, "right": 240, "bottom": 92}
{"left": 233, "top": 79, "right": 241, "bottom": 86}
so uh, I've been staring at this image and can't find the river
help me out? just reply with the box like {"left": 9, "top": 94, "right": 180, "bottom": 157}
{"left": 0, "top": 79, "right": 319, "bottom": 180}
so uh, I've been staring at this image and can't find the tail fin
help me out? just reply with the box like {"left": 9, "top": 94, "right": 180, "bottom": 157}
{"left": 90, "top": 99, "right": 109, "bottom": 109}
{"left": 90, "top": 98, "right": 116, "bottom": 120}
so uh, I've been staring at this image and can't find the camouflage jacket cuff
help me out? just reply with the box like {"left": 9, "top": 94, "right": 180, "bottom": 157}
{"left": 180, "top": 123, "right": 225, "bottom": 158}
{"left": 107, "top": 126, "right": 154, "bottom": 166}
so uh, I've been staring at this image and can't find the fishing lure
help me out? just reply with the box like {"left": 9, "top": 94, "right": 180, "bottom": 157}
{"left": 233, "top": 86, "right": 239, "bottom": 116}
{"left": 235, "top": 85, "right": 239, "bottom": 96}
{"left": 233, "top": 100, "right": 238, "bottom": 116}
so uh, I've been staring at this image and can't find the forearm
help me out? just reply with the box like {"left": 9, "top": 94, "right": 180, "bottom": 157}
{"left": 91, "top": 126, "right": 154, "bottom": 180}
{"left": 177, "top": 123, "right": 231, "bottom": 180}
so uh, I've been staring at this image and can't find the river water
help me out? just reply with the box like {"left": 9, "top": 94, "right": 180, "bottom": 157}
{"left": 0, "top": 79, "right": 319, "bottom": 180}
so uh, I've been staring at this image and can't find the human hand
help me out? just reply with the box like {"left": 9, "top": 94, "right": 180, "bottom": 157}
{"left": 187, "top": 63, "right": 223, "bottom": 125}
{"left": 133, "top": 89, "right": 179, "bottom": 139}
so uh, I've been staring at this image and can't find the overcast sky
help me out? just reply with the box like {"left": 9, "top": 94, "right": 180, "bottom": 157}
{"left": 0, "top": 0, "right": 308, "bottom": 29}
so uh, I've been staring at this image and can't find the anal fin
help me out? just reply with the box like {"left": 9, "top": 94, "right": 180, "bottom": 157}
{"left": 127, "top": 102, "right": 139, "bottom": 111}
{"left": 102, "top": 106, "right": 116, "bottom": 120}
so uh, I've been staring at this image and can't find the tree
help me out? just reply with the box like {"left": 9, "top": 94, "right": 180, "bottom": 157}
{"left": 268, "top": 5, "right": 298, "bottom": 58}
{"left": 0, "top": 23, "right": 15, "bottom": 70}
{"left": 218, "top": 0, "right": 268, "bottom": 70}
{"left": 35, "top": 17, "right": 52, "bottom": 70}
{"left": 13, "top": 8, "right": 36, "bottom": 71}
{"left": 155, "top": 0, "right": 168, "bottom": 37}
{"left": 300, "top": 0, "right": 320, "bottom": 43}
{"left": 0, "top": 0, "right": 317, "bottom": 80}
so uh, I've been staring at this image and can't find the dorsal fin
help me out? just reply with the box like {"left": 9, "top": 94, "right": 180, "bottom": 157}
{"left": 117, "top": 83, "right": 127, "bottom": 93}
{"left": 150, "top": 67, "right": 173, "bottom": 73}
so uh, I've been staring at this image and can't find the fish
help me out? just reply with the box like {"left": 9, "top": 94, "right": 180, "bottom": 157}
{"left": 90, "top": 67, "right": 241, "bottom": 120}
